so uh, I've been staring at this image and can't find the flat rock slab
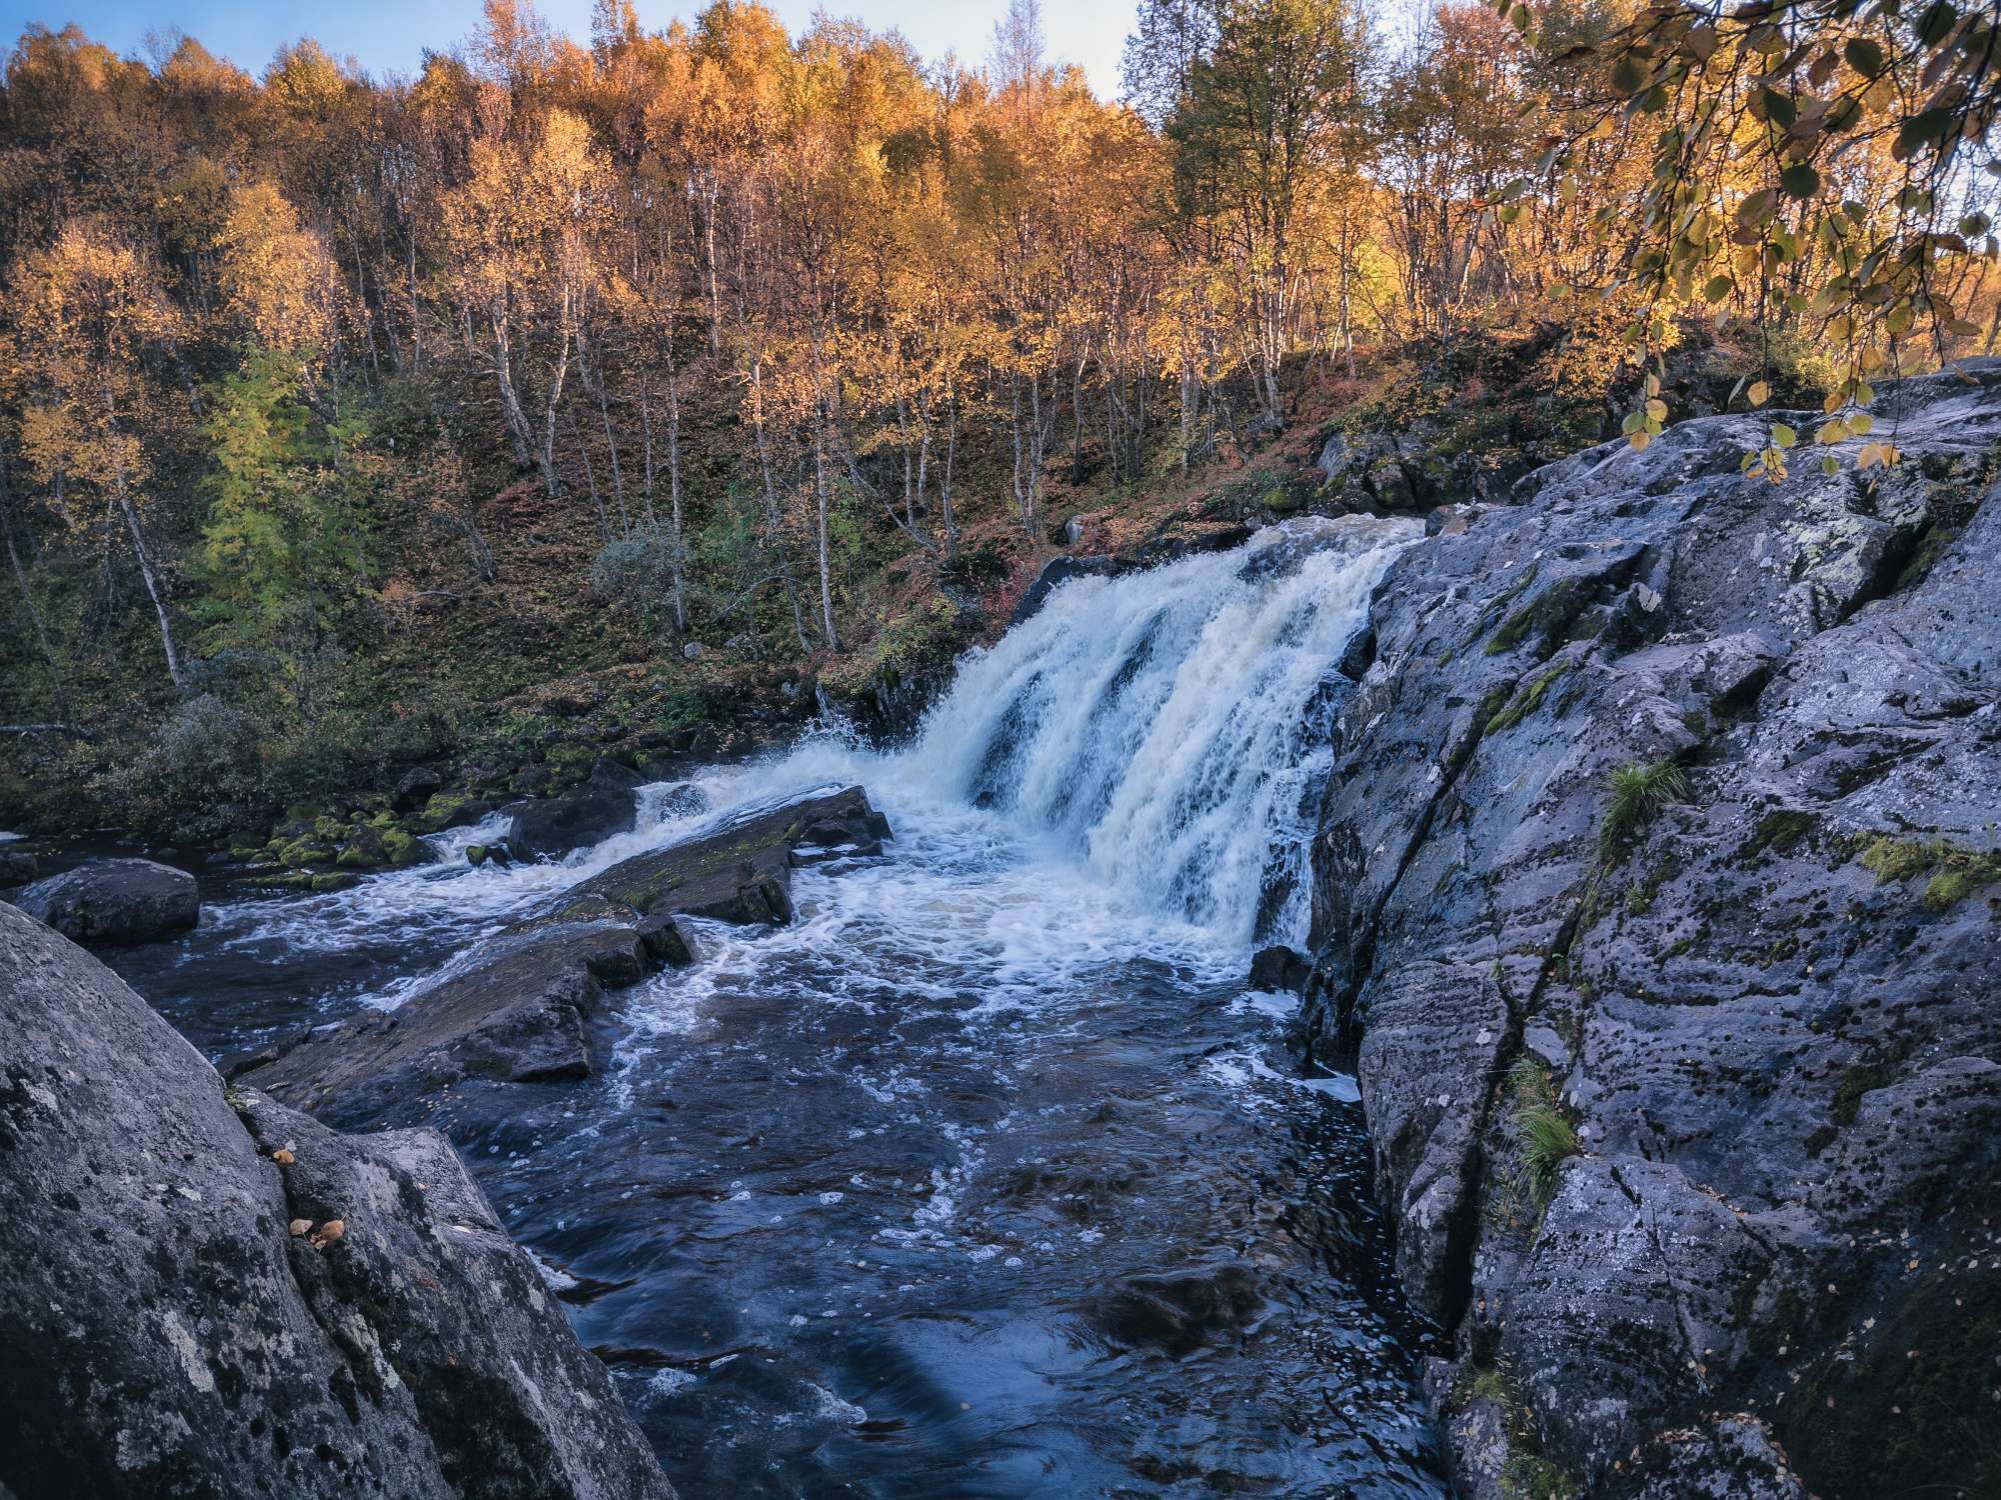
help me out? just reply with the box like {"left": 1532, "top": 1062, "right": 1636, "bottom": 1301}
{"left": 240, "top": 786, "right": 891, "bottom": 1129}
{"left": 0, "top": 901, "right": 673, "bottom": 1500}
{"left": 15, "top": 856, "right": 198, "bottom": 945}
{"left": 572, "top": 783, "right": 890, "bottom": 923}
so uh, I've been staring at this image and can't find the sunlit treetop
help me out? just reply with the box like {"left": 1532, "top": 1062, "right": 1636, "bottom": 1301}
{"left": 1502, "top": 0, "right": 2000, "bottom": 477}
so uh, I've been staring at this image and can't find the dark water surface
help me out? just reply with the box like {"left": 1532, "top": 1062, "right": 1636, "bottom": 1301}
{"left": 90, "top": 752, "right": 1445, "bottom": 1498}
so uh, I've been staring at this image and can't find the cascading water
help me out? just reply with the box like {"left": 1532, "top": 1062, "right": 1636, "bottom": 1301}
{"left": 100, "top": 518, "right": 1448, "bottom": 1498}
{"left": 901, "top": 515, "right": 1418, "bottom": 944}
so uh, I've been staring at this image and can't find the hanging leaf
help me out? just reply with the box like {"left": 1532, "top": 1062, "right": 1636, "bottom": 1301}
{"left": 1895, "top": 109, "right": 1954, "bottom": 159}
{"left": 1738, "top": 189, "right": 1779, "bottom": 227}
{"left": 1780, "top": 163, "right": 1821, "bottom": 199}
{"left": 1748, "top": 380, "right": 1771, "bottom": 406}
{"left": 1843, "top": 37, "right": 1885, "bottom": 75}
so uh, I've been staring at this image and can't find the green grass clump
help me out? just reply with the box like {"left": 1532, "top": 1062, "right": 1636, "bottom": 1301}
{"left": 1599, "top": 759, "right": 1689, "bottom": 856}
{"left": 1516, "top": 1103, "right": 1581, "bottom": 1207}
{"left": 1503, "top": 1454, "right": 1584, "bottom": 1500}
{"left": 1508, "top": 1058, "right": 1581, "bottom": 1215}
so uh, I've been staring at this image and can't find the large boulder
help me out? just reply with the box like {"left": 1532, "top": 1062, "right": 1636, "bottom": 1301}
{"left": 240, "top": 786, "right": 891, "bottom": 1129}
{"left": 1303, "top": 362, "right": 2001, "bottom": 1497}
{"left": 503, "top": 761, "right": 645, "bottom": 861}
{"left": 15, "top": 857, "right": 198, "bottom": 945}
{"left": 0, "top": 901, "right": 673, "bottom": 1500}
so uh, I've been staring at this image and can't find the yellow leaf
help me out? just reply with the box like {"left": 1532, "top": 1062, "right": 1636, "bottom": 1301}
{"left": 1629, "top": 430, "right": 1652, "bottom": 452}
{"left": 1748, "top": 380, "right": 1770, "bottom": 406}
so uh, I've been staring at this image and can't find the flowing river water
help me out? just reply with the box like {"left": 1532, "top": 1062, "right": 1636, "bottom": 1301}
{"left": 99, "top": 517, "right": 1450, "bottom": 1497}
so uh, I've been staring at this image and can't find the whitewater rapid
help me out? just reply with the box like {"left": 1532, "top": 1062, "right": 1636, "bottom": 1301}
{"left": 183, "top": 515, "right": 1415, "bottom": 1000}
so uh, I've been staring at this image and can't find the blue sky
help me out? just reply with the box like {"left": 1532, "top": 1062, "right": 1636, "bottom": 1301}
{"left": 0, "top": 0, "right": 1140, "bottom": 98}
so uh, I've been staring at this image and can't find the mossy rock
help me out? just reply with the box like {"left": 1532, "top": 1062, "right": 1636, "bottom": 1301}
{"left": 278, "top": 839, "right": 336, "bottom": 870}
{"left": 381, "top": 828, "right": 428, "bottom": 868}
{"left": 414, "top": 792, "right": 476, "bottom": 834}
{"left": 309, "top": 872, "right": 360, "bottom": 893}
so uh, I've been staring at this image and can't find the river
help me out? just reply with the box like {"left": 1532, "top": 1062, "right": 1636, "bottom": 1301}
{"left": 101, "top": 517, "right": 1449, "bottom": 1497}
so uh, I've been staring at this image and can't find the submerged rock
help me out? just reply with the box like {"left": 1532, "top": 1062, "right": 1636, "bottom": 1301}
{"left": 240, "top": 786, "right": 891, "bottom": 1129}
{"left": 0, "top": 902, "right": 673, "bottom": 1500}
{"left": 1248, "top": 944, "right": 1312, "bottom": 994}
{"left": 1303, "top": 362, "right": 2001, "bottom": 1497}
{"left": 14, "top": 857, "right": 198, "bottom": 945}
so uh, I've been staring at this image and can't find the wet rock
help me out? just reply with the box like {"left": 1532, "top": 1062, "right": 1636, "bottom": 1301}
{"left": 239, "top": 918, "right": 650, "bottom": 1129}
{"left": 336, "top": 824, "right": 389, "bottom": 869}
{"left": 1093, "top": 1260, "right": 1266, "bottom": 1357}
{"left": 1248, "top": 945, "right": 1311, "bottom": 994}
{"left": 13, "top": 857, "right": 198, "bottom": 945}
{"left": 573, "top": 785, "right": 889, "bottom": 926}
{"left": 242, "top": 787, "right": 891, "bottom": 1128}
{"left": 0, "top": 902, "right": 673, "bottom": 1500}
{"left": 414, "top": 791, "right": 493, "bottom": 834}
{"left": 636, "top": 913, "right": 698, "bottom": 968}
{"left": 504, "top": 760, "right": 644, "bottom": 861}
{"left": 1304, "top": 362, "right": 2001, "bottom": 1497}
{"left": 1010, "top": 555, "right": 1120, "bottom": 626}
{"left": 0, "top": 850, "right": 35, "bottom": 886}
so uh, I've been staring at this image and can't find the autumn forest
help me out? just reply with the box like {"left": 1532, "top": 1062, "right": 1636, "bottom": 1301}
{"left": 2, "top": 0, "right": 1996, "bottom": 835}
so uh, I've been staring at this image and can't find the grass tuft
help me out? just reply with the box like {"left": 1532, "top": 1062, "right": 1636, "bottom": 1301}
{"left": 1599, "top": 759, "right": 1688, "bottom": 856}
{"left": 1507, "top": 1058, "right": 1581, "bottom": 1216}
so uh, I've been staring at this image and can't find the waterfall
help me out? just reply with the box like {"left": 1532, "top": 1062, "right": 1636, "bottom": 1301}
{"left": 899, "top": 515, "right": 1420, "bottom": 946}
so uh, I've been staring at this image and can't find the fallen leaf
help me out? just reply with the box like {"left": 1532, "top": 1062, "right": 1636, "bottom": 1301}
{"left": 289, "top": 1219, "right": 312, "bottom": 1237}
{"left": 319, "top": 1219, "right": 346, "bottom": 1242}
{"left": 272, "top": 1149, "right": 295, "bottom": 1166}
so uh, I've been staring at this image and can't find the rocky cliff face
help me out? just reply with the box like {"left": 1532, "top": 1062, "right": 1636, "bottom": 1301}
{"left": 0, "top": 901, "right": 674, "bottom": 1500}
{"left": 1301, "top": 364, "right": 2001, "bottom": 1497}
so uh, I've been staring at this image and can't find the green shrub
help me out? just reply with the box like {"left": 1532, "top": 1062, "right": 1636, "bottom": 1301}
{"left": 159, "top": 692, "right": 263, "bottom": 805}
{"left": 1599, "top": 759, "right": 1688, "bottom": 856}
{"left": 589, "top": 525, "right": 684, "bottom": 629}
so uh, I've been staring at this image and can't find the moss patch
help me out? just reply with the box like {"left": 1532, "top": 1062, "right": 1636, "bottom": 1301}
{"left": 1487, "top": 661, "right": 1578, "bottom": 735}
